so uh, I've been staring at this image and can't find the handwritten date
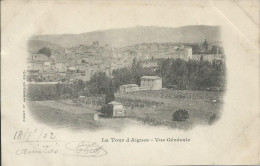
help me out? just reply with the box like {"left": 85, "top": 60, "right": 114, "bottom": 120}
{"left": 12, "top": 129, "right": 107, "bottom": 157}
{"left": 13, "top": 128, "right": 56, "bottom": 143}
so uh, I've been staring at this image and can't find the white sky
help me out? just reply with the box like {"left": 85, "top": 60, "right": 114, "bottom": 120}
{"left": 2, "top": 0, "right": 226, "bottom": 35}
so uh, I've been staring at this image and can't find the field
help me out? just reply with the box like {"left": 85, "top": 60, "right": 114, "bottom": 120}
{"left": 28, "top": 90, "right": 224, "bottom": 130}
{"left": 28, "top": 100, "right": 142, "bottom": 131}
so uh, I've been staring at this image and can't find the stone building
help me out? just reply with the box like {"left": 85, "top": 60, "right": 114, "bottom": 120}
{"left": 108, "top": 101, "right": 126, "bottom": 118}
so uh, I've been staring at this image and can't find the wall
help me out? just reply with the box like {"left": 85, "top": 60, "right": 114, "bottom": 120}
{"left": 153, "top": 79, "right": 162, "bottom": 90}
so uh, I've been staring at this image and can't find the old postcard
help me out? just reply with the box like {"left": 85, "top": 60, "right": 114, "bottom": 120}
{"left": 1, "top": 0, "right": 260, "bottom": 165}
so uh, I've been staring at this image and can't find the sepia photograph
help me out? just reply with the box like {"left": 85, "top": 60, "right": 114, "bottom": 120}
{"left": 27, "top": 26, "right": 226, "bottom": 131}
{"left": 2, "top": 0, "right": 259, "bottom": 165}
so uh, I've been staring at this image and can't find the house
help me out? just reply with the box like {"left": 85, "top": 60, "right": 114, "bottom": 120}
{"left": 192, "top": 54, "right": 224, "bottom": 62}
{"left": 27, "top": 70, "right": 41, "bottom": 81}
{"left": 55, "top": 63, "right": 67, "bottom": 72}
{"left": 27, "top": 62, "right": 44, "bottom": 71}
{"left": 30, "top": 53, "right": 49, "bottom": 62}
{"left": 108, "top": 101, "right": 126, "bottom": 118}
{"left": 168, "top": 47, "right": 192, "bottom": 60}
{"left": 141, "top": 59, "right": 159, "bottom": 68}
{"left": 141, "top": 76, "right": 162, "bottom": 90}
{"left": 119, "top": 84, "right": 139, "bottom": 93}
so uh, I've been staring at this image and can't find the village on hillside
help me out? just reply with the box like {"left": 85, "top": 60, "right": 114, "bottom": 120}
{"left": 27, "top": 39, "right": 224, "bottom": 83}
{"left": 26, "top": 27, "right": 225, "bottom": 130}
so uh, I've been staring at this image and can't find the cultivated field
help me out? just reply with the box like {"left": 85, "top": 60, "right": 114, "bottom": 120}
{"left": 117, "top": 90, "right": 224, "bottom": 129}
{"left": 28, "top": 100, "right": 142, "bottom": 131}
{"left": 28, "top": 90, "right": 224, "bottom": 130}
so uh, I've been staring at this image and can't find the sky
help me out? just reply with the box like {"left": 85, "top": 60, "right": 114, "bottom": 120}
{"left": 2, "top": 0, "right": 258, "bottom": 49}
{"left": 3, "top": 0, "right": 225, "bottom": 35}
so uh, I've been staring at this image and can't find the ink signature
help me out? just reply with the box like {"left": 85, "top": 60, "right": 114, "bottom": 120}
{"left": 12, "top": 129, "right": 107, "bottom": 157}
{"left": 64, "top": 141, "right": 107, "bottom": 157}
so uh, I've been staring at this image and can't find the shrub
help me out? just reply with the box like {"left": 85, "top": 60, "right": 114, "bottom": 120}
{"left": 208, "top": 113, "right": 217, "bottom": 125}
{"left": 27, "top": 84, "right": 58, "bottom": 101}
{"left": 172, "top": 109, "right": 189, "bottom": 121}
{"left": 98, "top": 104, "right": 113, "bottom": 117}
{"left": 39, "top": 47, "right": 51, "bottom": 57}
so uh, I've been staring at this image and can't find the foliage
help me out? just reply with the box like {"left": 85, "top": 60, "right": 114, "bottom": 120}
{"left": 172, "top": 109, "right": 189, "bottom": 121}
{"left": 28, "top": 81, "right": 88, "bottom": 101}
{"left": 110, "top": 58, "right": 225, "bottom": 92}
{"left": 39, "top": 47, "right": 51, "bottom": 57}
{"left": 208, "top": 113, "right": 218, "bottom": 125}
{"left": 132, "top": 58, "right": 143, "bottom": 85}
{"left": 98, "top": 104, "right": 113, "bottom": 117}
{"left": 71, "top": 80, "right": 86, "bottom": 98}
{"left": 157, "top": 58, "right": 225, "bottom": 90}
{"left": 86, "top": 72, "right": 115, "bottom": 103}
{"left": 56, "top": 83, "right": 73, "bottom": 98}
{"left": 28, "top": 54, "right": 225, "bottom": 101}
{"left": 113, "top": 67, "right": 135, "bottom": 90}
{"left": 112, "top": 58, "right": 158, "bottom": 90}
{"left": 87, "top": 72, "right": 110, "bottom": 94}
{"left": 27, "top": 84, "right": 58, "bottom": 101}
{"left": 105, "top": 80, "right": 115, "bottom": 104}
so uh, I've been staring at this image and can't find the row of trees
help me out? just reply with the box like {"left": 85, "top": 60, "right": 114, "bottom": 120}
{"left": 112, "top": 58, "right": 155, "bottom": 90}
{"left": 84, "top": 58, "right": 225, "bottom": 102}
{"left": 112, "top": 57, "right": 225, "bottom": 91}
{"left": 157, "top": 58, "right": 225, "bottom": 90}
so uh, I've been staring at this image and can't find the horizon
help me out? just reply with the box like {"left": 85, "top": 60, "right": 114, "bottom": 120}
{"left": 31, "top": 25, "right": 220, "bottom": 37}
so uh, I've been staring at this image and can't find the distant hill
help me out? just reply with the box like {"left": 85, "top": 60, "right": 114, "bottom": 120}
{"left": 30, "top": 25, "right": 221, "bottom": 48}
{"left": 28, "top": 40, "right": 63, "bottom": 53}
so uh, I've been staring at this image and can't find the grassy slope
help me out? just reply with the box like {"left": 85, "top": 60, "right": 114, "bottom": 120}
{"left": 28, "top": 90, "right": 224, "bottom": 130}
{"left": 28, "top": 100, "right": 141, "bottom": 131}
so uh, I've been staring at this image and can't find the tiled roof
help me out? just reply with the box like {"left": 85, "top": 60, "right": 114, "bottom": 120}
{"left": 108, "top": 101, "right": 122, "bottom": 105}
{"left": 141, "top": 76, "right": 161, "bottom": 80}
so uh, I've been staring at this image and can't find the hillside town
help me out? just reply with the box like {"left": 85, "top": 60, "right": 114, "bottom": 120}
{"left": 27, "top": 39, "right": 224, "bottom": 83}
{"left": 27, "top": 26, "right": 226, "bottom": 130}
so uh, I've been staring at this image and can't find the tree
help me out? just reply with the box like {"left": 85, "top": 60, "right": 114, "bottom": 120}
{"left": 113, "top": 67, "right": 134, "bottom": 90}
{"left": 99, "top": 104, "right": 113, "bottom": 117}
{"left": 199, "top": 55, "right": 204, "bottom": 64}
{"left": 172, "top": 109, "right": 189, "bottom": 121}
{"left": 87, "top": 72, "right": 110, "bottom": 94}
{"left": 132, "top": 58, "right": 143, "bottom": 85}
{"left": 157, "top": 58, "right": 225, "bottom": 90}
{"left": 39, "top": 47, "right": 51, "bottom": 57}
{"left": 105, "top": 80, "right": 115, "bottom": 104}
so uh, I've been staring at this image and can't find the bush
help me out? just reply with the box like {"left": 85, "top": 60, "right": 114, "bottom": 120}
{"left": 172, "top": 109, "right": 189, "bottom": 121}
{"left": 208, "top": 113, "right": 217, "bottom": 125}
{"left": 98, "top": 104, "right": 113, "bottom": 117}
{"left": 27, "top": 84, "right": 58, "bottom": 101}
{"left": 39, "top": 47, "right": 51, "bottom": 57}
